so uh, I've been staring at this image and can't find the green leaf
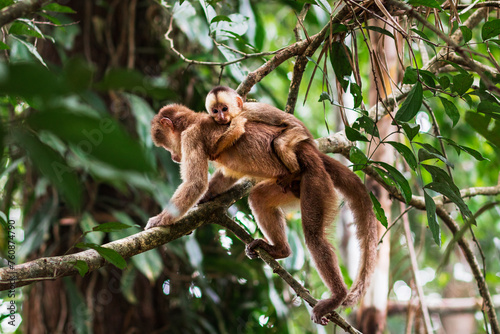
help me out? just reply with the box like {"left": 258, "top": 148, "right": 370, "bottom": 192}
{"left": 488, "top": 39, "right": 500, "bottom": 46}
{"left": 403, "top": 66, "right": 418, "bottom": 84}
{"left": 439, "top": 96, "right": 460, "bottom": 126}
{"left": 249, "top": 1, "right": 265, "bottom": 50}
{"left": 444, "top": 60, "right": 468, "bottom": 75}
{"left": 395, "top": 82, "right": 423, "bottom": 122}
{"left": 73, "top": 260, "right": 89, "bottom": 277}
{"left": 0, "top": 62, "right": 66, "bottom": 99}
{"left": 386, "top": 141, "right": 418, "bottom": 170}
{"left": 124, "top": 93, "right": 156, "bottom": 147}
{"left": 419, "top": 70, "right": 437, "bottom": 89}
{"left": 92, "top": 222, "right": 134, "bottom": 233}
{"left": 95, "top": 246, "right": 127, "bottom": 269}
{"left": 377, "top": 161, "right": 412, "bottom": 203}
{"left": 401, "top": 122, "right": 420, "bottom": 141}
{"left": 465, "top": 112, "right": 500, "bottom": 147}
{"left": 318, "top": 91, "right": 333, "bottom": 104}
{"left": 27, "top": 109, "right": 153, "bottom": 173}
{"left": 460, "top": 25, "right": 472, "bottom": 43}
{"left": 440, "top": 137, "right": 487, "bottom": 161}
{"left": 11, "top": 128, "right": 82, "bottom": 209}
{"left": 211, "top": 15, "right": 232, "bottom": 24}
{"left": 349, "top": 146, "right": 368, "bottom": 171}
{"left": 408, "top": 0, "right": 441, "bottom": 8}
{"left": 330, "top": 41, "right": 353, "bottom": 91}
{"left": 10, "top": 36, "right": 47, "bottom": 67}
{"left": 438, "top": 75, "right": 450, "bottom": 89}
{"left": 9, "top": 21, "right": 43, "bottom": 38}
{"left": 477, "top": 100, "right": 500, "bottom": 115}
{"left": 0, "top": 41, "right": 9, "bottom": 50}
{"left": 350, "top": 82, "right": 363, "bottom": 108}
{"left": 425, "top": 182, "right": 474, "bottom": 222}
{"left": 345, "top": 126, "right": 369, "bottom": 142}
{"left": 95, "top": 68, "right": 145, "bottom": 91}
{"left": 39, "top": 12, "right": 61, "bottom": 25}
{"left": 482, "top": 19, "right": 500, "bottom": 41}
{"left": 423, "top": 190, "right": 440, "bottom": 246}
{"left": 42, "top": 3, "right": 76, "bottom": 13}
{"left": 422, "top": 164, "right": 454, "bottom": 185}
{"left": 353, "top": 115, "right": 379, "bottom": 138}
{"left": 63, "top": 57, "right": 94, "bottom": 92}
{"left": 370, "top": 192, "right": 388, "bottom": 228}
{"left": 64, "top": 278, "right": 91, "bottom": 333}
{"left": 78, "top": 242, "right": 127, "bottom": 269}
{"left": 79, "top": 213, "right": 104, "bottom": 244}
{"left": 365, "top": 26, "right": 394, "bottom": 38}
{"left": 452, "top": 73, "right": 473, "bottom": 96}
{"left": 422, "top": 164, "right": 474, "bottom": 222}
{"left": 0, "top": 0, "right": 14, "bottom": 10}
{"left": 417, "top": 147, "right": 454, "bottom": 168}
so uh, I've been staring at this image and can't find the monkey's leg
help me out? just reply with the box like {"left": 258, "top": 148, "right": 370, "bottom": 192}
{"left": 247, "top": 181, "right": 297, "bottom": 259}
{"left": 299, "top": 157, "right": 348, "bottom": 325}
{"left": 273, "top": 128, "right": 309, "bottom": 190}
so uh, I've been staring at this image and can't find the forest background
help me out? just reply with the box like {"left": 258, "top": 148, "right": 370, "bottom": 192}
{"left": 0, "top": 0, "right": 499, "bottom": 333}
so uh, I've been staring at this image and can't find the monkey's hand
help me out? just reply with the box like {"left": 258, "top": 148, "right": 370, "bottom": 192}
{"left": 145, "top": 212, "right": 176, "bottom": 229}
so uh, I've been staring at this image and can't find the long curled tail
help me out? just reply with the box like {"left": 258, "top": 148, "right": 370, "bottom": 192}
{"left": 321, "top": 153, "right": 378, "bottom": 306}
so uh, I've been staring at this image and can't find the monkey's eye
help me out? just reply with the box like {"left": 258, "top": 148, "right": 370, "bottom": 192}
{"left": 222, "top": 107, "right": 228, "bottom": 112}
{"left": 212, "top": 109, "right": 218, "bottom": 114}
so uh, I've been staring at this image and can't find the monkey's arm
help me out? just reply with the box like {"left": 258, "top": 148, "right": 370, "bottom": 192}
{"left": 211, "top": 117, "right": 247, "bottom": 159}
{"left": 146, "top": 128, "right": 209, "bottom": 229}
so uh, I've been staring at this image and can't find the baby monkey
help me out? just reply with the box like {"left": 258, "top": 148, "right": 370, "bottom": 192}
{"left": 205, "top": 86, "right": 309, "bottom": 187}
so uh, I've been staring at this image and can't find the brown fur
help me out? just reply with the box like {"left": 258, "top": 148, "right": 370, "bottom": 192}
{"left": 206, "top": 86, "right": 309, "bottom": 186}
{"left": 148, "top": 103, "right": 378, "bottom": 325}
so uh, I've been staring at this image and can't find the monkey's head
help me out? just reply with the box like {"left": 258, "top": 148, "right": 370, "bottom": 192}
{"left": 151, "top": 104, "right": 185, "bottom": 163}
{"left": 205, "top": 86, "right": 243, "bottom": 125}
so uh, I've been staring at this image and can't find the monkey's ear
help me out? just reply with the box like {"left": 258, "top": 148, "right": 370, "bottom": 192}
{"left": 160, "top": 117, "right": 174, "bottom": 129}
{"left": 236, "top": 96, "right": 243, "bottom": 109}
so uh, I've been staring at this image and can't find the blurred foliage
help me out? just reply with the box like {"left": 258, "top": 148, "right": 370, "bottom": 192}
{"left": 0, "top": 0, "right": 498, "bottom": 333}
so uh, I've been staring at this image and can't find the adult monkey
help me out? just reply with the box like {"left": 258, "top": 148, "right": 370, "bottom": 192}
{"left": 146, "top": 103, "right": 377, "bottom": 325}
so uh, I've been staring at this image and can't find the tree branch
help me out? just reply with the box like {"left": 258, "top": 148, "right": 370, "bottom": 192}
{"left": 0, "top": 0, "right": 50, "bottom": 28}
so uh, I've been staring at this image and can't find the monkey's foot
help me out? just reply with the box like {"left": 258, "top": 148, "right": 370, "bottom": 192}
{"left": 245, "top": 239, "right": 263, "bottom": 259}
{"left": 311, "top": 298, "right": 343, "bottom": 326}
{"left": 246, "top": 239, "right": 291, "bottom": 259}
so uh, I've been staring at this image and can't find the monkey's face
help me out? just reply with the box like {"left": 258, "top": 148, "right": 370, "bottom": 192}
{"left": 161, "top": 129, "right": 182, "bottom": 163}
{"left": 151, "top": 112, "right": 182, "bottom": 163}
{"left": 209, "top": 103, "right": 232, "bottom": 124}
{"left": 205, "top": 90, "right": 242, "bottom": 125}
